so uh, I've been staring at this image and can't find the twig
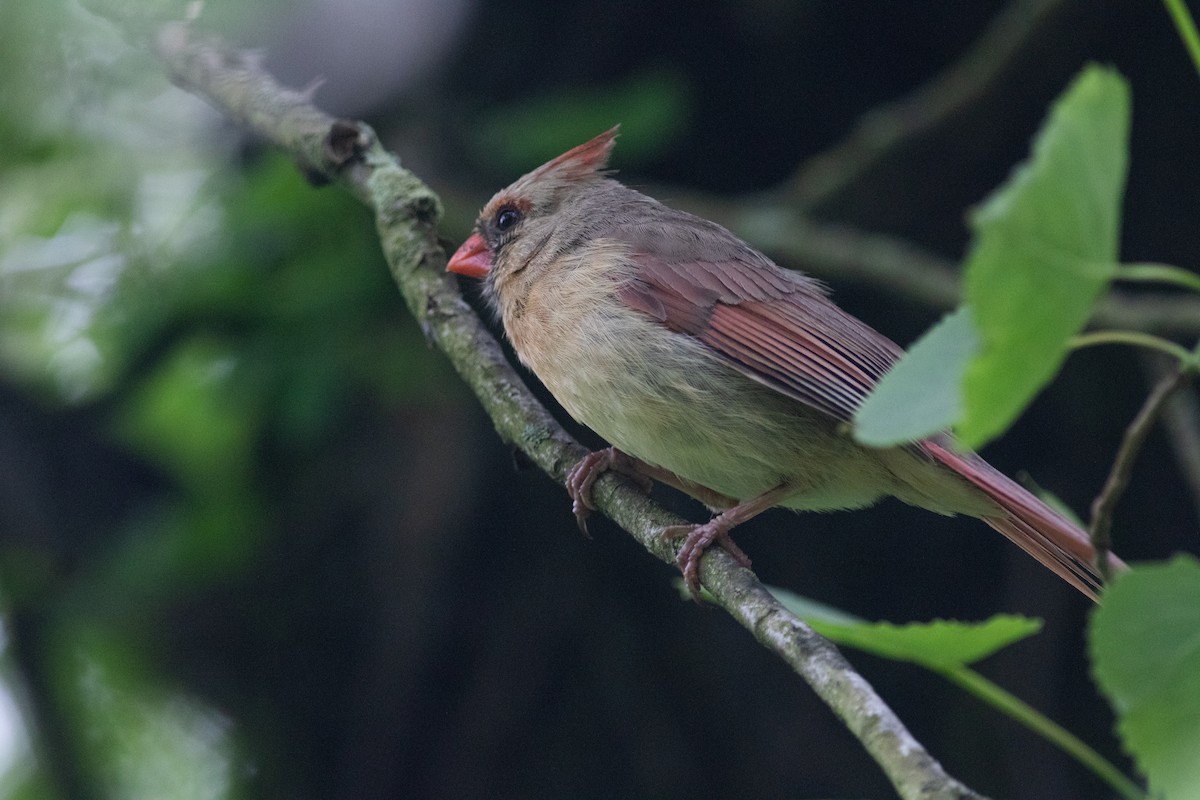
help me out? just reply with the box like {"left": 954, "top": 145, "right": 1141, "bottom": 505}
{"left": 1094, "top": 291, "right": 1200, "bottom": 339}
{"left": 1144, "top": 356, "right": 1200, "bottom": 525}
{"left": 79, "top": 4, "right": 989, "bottom": 798}
{"left": 785, "top": 0, "right": 1071, "bottom": 212}
{"left": 1070, "top": 330, "right": 1193, "bottom": 363}
{"left": 1089, "top": 358, "right": 1196, "bottom": 575}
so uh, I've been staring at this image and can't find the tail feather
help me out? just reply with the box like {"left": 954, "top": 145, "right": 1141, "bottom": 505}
{"left": 983, "top": 515, "right": 1103, "bottom": 602}
{"left": 922, "top": 440, "right": 1125, "bottom": 603}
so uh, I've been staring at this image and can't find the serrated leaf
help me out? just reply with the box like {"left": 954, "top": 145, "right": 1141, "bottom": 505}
{"left": 853, "top": 306, "right": 979, "bottom": 446}
{"left": 771, "top": 586, "right": 1042, "bottom": 668}
{"left": 958, "top": 64, "right": 1129, "bottom": 447}
{"left": 1090, "top": 557, "right": 1200, "bottom": 799}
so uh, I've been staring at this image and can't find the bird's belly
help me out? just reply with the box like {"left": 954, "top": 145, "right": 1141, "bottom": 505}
{"left": 525, "top": 310, "right": 892, "bottom": 511}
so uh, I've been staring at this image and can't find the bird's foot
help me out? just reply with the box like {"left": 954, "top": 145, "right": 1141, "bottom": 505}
{"left": 662, "top": 520, "right": 752, "bottom": 601}
{"left": 565, "top": 448, "right": 654, "bottom": 535}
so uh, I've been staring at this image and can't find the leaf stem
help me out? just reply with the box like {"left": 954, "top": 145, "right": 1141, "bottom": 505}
{"left": 1163, "top": 0, "right": 1200, "bottom": 80}
{"left": 1116, "top": 262, "right": 1200, "bottom": 294}
{"left": 1069, "top": 330, "right": 1194, "bottom": 364}
{"left": 939, "top": 666, "right": 1145, "bottom": 800}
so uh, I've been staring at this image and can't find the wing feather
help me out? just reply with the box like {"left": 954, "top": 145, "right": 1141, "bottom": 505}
{"left": 615, "top": 234, "right": 901, "bottom": 424}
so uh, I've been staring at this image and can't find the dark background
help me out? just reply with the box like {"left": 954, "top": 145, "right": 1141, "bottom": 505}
{"left": 0, "top": 0, "right": 1197, "bottom": 797}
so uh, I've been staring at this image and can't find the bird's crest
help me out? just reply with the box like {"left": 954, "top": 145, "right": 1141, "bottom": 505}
{"left": 528, "top": 126, "right": 619, "bottom": 184}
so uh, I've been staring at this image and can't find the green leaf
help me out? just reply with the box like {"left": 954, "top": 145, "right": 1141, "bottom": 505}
{"left": 958, "top": 64, "right": 1129, "bottom": 447}
{"left": 771, "top": 586, "right": 1042, "bottom": 668}
{"left": 853, "top": 306, "right": 979, "bottom": 446}
{"left": 1090, "top": 557, "right": 1200, "bottom": 799}
{"left": 770, "top": 588, "right": 1143, "bottom": 798}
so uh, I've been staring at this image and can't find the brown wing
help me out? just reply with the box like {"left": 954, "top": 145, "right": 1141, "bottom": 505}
{"left": 613, "top": 217, "right": 902, "bottom": 424}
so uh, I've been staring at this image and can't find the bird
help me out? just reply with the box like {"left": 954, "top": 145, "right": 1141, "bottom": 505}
{"left": 447, "top": 127, "right": 1121, "bottom": 602}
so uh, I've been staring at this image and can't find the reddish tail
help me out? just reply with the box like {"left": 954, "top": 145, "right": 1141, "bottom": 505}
{"left": 923, "top": 440, "right": 1125, "bottom": 602}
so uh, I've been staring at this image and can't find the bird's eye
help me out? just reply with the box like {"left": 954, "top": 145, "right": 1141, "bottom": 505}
{"left": 495, "top": 206, "right": 523, "bottom": 232}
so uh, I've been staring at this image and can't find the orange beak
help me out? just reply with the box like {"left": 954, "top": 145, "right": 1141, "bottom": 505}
{"left": 446, "top": 233, "right": 492, "bottom": 279}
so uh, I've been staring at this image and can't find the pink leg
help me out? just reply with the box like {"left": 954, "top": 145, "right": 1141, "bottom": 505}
{"left": 663, "top": 484, "right": 796, "bottom": 601}
{"left": 566, "top": 449, "right": 743, "bottom": 533}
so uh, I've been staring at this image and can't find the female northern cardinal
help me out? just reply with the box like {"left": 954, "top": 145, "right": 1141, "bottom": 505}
{"left": 448, "top": 127, "right": 1119, "bottom": 602}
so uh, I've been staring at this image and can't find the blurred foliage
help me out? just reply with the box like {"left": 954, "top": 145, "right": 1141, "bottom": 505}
{"left": 0, "top": 3, "right": 461, "bottom": 798}
{"left": 55, "top": 624, "right": 241, "bottom": 800}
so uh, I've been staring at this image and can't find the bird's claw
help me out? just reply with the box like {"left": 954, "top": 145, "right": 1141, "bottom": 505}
{"left": 566, "top": 449, "right": 622, "bottom": 534}
{"left": 566, "top": 448, "right": 657, "bottom": 535}
{"left": 566, "top": 453, "right": 605, "bottom": 536}
{"left": 662, "top": 521, "right": 752, "bottom": 602}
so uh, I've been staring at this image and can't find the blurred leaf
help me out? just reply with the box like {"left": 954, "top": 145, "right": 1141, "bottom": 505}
{"left": 58, "top": 626, "right": 241, "bottom": 800}
{"left": 853, "top": 306, "right": 979, "bottom": 446}
{"left": 0, "top": 1, "right": 236, "bottom": 405}
{"left": 1091, "top": 557, "right": 1200, "bottom": 799}
{"left": 83, "top": 501, "right": 265, "bottom": 609}
{"left": 959, "top": 64, "right": 1129, "bottom": 447}
{"left": 771, "top": 586, "right": 1042, "bottom": 668}
{"left": 471, "top": 68, "right": 691, "bottom": 173}
{"left": 114, "top": 335, "right": 258, "bottom": 490}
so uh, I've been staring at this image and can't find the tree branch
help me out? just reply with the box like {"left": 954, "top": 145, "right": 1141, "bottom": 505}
{"left": 785, "top": 0, "right": 1072, "bottom": 212}
{"left": 81, "top": 4, "right": 989, "bottom": 798}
